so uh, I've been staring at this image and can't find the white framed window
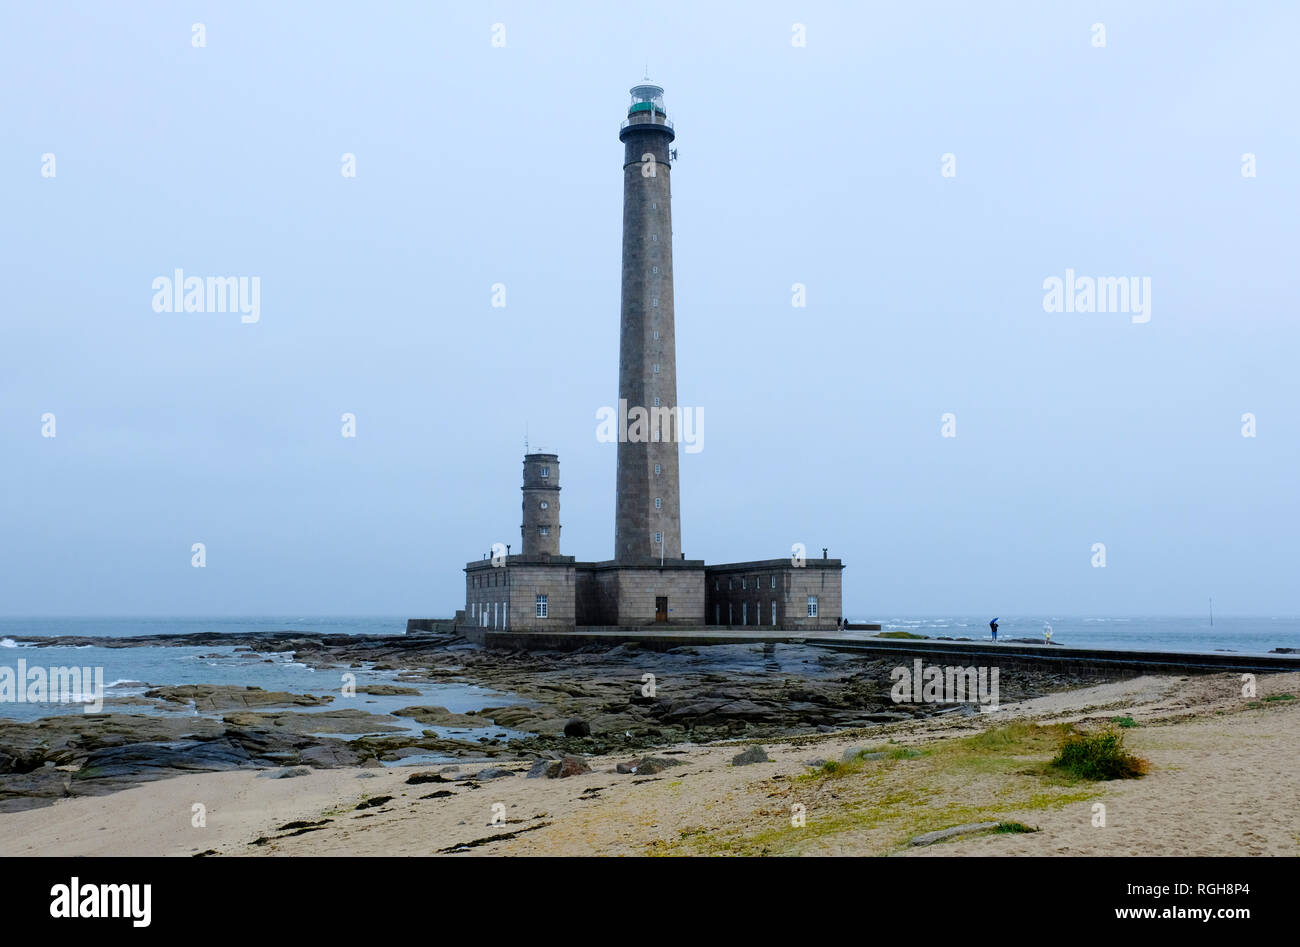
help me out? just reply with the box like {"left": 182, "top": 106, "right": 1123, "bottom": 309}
{"left": 652, "top": 265, "right": 659, "bottom": 273}
{"left": 651, "top": 202, "right": 657, "bottom": 210}
{"left": 539, "top": 466, "right": 549, "bottom": 478}
{"left": 654, "top": 531, "right": 663, "bottom": 544}
{"left": 654, "top": 497, "right": 662, "bottom": 509}
{"left": 502, "top": 602, "right": 507, "bottom": 629}
{"left": 535, "top": 594, "right": 548, "bottom": 618}
{"left": 471, "top": 602, "right": 477, "bottom": 617}
{"left": 807, "top": 595, "right": 819, "bottom": 618}
{"left": 770, "top": 575, "right": 776, "bottom": 589}
{"left": 652, "top": 297, "right": 658, "bottom": 308}
{"left": 653, "top": 330, "right": 659, "bottom": 340}
{"left": 651, "top": 234, "right": 657, "bottom": 242}
{"left": 771, "top": 601, "right": 777, "bottom": 625}
{"left": 654, "top": 463, "right": 661, "bottom": 475}
{"left": 540, "top": 501, "right": 549, "bottom": 509}
{"left": 741, "top": 577, "right": 746, "bottom": 590}
{"left": 539, "top": 526, "right": 549, "bottom": 536}
{"left": 742, "top": 602, "right": 747, "bottom": 625}
{"left": 653, "top": 363, "right": 660, "bottom": 374}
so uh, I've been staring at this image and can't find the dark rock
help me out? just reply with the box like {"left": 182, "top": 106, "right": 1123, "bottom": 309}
{"left": 405, "top": 771, "right": 453, "bottom": 785}
{"left": 354, "top": 795, "right": 393, "bottom": 810}
{"left": 564, "top": 718, "right": 591, "bottom": 737}
{"left": 299, "top": 743, "right": 369, "bottom": 769}
{"left": 473, "top": 768, "right": 514, "bottom": 780}
{"left": 731, "top": 746, "right": 769, "bottom": 766}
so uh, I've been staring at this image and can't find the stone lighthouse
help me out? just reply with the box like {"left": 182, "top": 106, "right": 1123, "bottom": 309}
{"left": 615, "top": 82, "right": 681, "bottom": 564}
{"left": 520, "top": 452, "right": 560, "bottom": 558}
{"left": 454, "top": 81, "right": 846, "bottom": 635}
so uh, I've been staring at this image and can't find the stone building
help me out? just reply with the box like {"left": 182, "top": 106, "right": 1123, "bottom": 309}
{"left": 462, "top": 83, "right": 845, "bottom": 633}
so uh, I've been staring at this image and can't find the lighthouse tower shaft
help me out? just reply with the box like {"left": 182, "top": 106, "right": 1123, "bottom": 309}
{"left": 615, "top": 84, "right": 681, "bottom": 564}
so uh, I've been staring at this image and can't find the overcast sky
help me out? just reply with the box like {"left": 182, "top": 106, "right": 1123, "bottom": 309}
{"left": 2, "top": 1, "right": 1296, "bottom": 618}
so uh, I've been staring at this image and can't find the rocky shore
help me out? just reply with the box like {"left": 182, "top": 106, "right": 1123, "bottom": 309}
{"left": 0, "top": 630, "right": 1106, "bottom": 812}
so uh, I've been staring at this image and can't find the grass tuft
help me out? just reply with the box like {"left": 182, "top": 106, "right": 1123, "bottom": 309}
{"left": 1050, "top": 727, "right": 1148, "bottom": 781}
{"left": 994, "top": 821, "right": 1039, "bottom": 833}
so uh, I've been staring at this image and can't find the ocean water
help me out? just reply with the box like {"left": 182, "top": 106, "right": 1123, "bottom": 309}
{"left": 868, "top": 616, "right": 1300, "bottom": 656}
{"left": 0, "top": 617, "right": 512, "bottom": 731}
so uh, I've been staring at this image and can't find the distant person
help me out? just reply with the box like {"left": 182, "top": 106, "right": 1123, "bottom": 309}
{"left": 1043, "top": 623, "right": 1053, "bottom": 645}
{"left": 989, "top": 618, "right": 999, "bottom": 642}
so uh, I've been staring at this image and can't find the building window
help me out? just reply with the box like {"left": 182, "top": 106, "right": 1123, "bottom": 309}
{"left": 652, "top": 265, "right": 659, "bottom": 273}
{"left": 539, "top": 467, "right": 549, "bottom": 478}
{"left": 655, "top": 497, "right": 662, "bottom": 509}
{"left": 540, "top": 500, "right": 549, "bottom": 509}
{"left": 653, "top": 330, "right": 659, "bottom": 341}
{"left": 654, "top": 464, "right": 661, "bottom": 475}
{"left": 471, "top": 602, "right": 477, "bottom": 617}
{"left": 770, "top": 575, "right": 776, "bottom": 589}
{"left": 654, "top": 531, "right": 663, "bottom": 544}
{"left": 714, "top": 579, "right": 719, "bottom": 591}
{"left": 651, "top": 234, "right": 657, "bottom": 242}
{"left": 653, "top": 396, "right": 660, "bottom": 407}
{"left": 771, "top": 601, "right": 777, "bottom": 626}
{"left": 728, "top": 603, "right": 733, "bottom": 624}
{"left": 807, "top": 595, "right": 819, "bottom": 618}
{"left": 652, "top": 297, "right": 658, "bottom": 308}
{"left": 715, "top": 604, "right": 720, "bottom": 624}
{"left": 501, "top": 602, "right": 507, "bottom": 629}
{"left": 535, "top": 594, "right": 548, "bottom": 618}
{"left": 728, "top": 578, "right": 733, "bottom": 590}
{"left": 539, "top": 526, "right": 549, "bottom": 536}
{"left": 653, "top": 363, "right": 660, "bottom": 374}
{"left": 651, "top": 202, "right": 657, "bottom": 210}
{"left": 742, "top": 602, "right": 747, "bottom": 625}
{"left": 741, "top": 577, "right": 746, "bottom": 590}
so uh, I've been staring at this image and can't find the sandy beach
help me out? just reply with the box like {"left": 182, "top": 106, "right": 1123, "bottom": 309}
{"left": 5, "top": 669, "right": 1295, "bottom": 857}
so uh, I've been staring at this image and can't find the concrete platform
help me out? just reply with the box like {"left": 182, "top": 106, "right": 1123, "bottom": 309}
{"left": 451, "top": 624, "right": 1300, "bottom": 675}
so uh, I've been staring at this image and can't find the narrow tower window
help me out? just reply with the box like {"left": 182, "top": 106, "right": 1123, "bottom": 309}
{"left": 655, "top": 497, "right": 662, "bottom": 509}
{"left": 539, "top": 501, "right": 549, "bottom": 510}
{"left": 539, "top": 467, "right": 549, "bottom": 478}
{"left": 654, "top": 463, "right": 661, "bottom": 475}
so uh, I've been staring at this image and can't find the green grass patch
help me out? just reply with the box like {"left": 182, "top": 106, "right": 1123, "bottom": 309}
{"left": 1050, "top": 727, "right": 1148, "bottom": 781}
{"left": 877, "top": 631, "right": 927, "bottom": 639}
{"left": 1110, "top": 716, "right": 1138, "bottom": 728}
{"left": 1263, "top": 693, "right": 1295, "bottom": 702}
{"left": 995, "top": 821, "right": 1039, "bottom": 833}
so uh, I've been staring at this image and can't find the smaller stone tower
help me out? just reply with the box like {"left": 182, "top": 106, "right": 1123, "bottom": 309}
{"left": 520, "top": 453, "right": 561, "bottom": 558}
